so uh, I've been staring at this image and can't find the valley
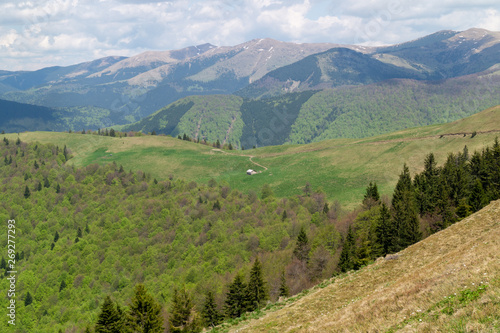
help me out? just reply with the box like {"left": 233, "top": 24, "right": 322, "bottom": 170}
{"left": 1, "top": 24, "right": 500, "bottom": 333}
{"left": 11, "top": 104, "right": 500, "bottom": 209}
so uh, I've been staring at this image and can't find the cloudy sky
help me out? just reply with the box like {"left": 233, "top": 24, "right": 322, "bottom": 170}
{"left": 1, "top": 0, "right": 499, "bottom": 70}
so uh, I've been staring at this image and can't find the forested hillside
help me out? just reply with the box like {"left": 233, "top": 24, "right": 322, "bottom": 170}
{"left": 120, "top": 71, "right": 500, "bottom": 147}
{"left": 2, "top": 130, "right": 500, "bottom": 331}
{"left": 0, "top": 138, "right": 343, "bottom": 332}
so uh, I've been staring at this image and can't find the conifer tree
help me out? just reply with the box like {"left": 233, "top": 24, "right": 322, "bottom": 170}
{"left": 95, "top": 296, "right": 124, "bottom": 333}
{"left": 293, "top": 226, "right": 310, "bottom": 263}
{"left": 216, "top": 139, "right": 220, "bottom": 148}
{"left": 245, "top": 257, "right": 268, "bottom": 312}
{"left": 375, "top": 203, "right": 393, "bottom": 256}
{"left": 363, "top": 182, "right": 380, "bottom": 208}
{"left": 322, "top": 202, "right": 329, "bottom": 215}
{"left": 126, "top": 284, "right": 164, "bottom": 333}
{"left": 59, "top": 279, "right": 67, "bottom": 292}
{"left": 24, "top": 185, "right": 31, "bottom": 199}
{"left": 224, "top": 274, "right": 247, "bottom": 319}
{"left": 338, "top": 225, "right": 356, "bottom": 272}
{"left": 281, "top": 209, "right": 287, "bottom": 221}
{"left": 169, "top": 287, "right": 200, "bottom": 333}
{"left": 44, "top": 176, "right": 50, "bottom": 188}
{"left": 0, "top": 257, "right": 6, "bottom": 270}
{"left": 201, "top": 291, "right": 222, "bottom": 328}
{"left": 56, "top": 183, "right": 61, "bottom": 193}
{"left": 25, "top": 292, "right": 33, "bottom": 306}
{"left": 77, "top": 227, "right": 83, "bottom": 238}
{"left": 278, "top": 270, "right": 289, "bottom": 298}
{"left": 391, "top": 164, "right": 421, "bottom": 251}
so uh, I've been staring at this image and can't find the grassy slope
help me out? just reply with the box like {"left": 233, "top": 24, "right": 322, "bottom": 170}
{"left": 223, "top": 199, "right": 500, "bottom": 332}
{"left": 9, "top": 105, "right": 500, "bottom": 209}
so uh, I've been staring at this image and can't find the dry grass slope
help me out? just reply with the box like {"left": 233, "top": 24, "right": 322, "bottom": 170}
{"left": 226, "top": 200, "right": 500, "bottom": 332}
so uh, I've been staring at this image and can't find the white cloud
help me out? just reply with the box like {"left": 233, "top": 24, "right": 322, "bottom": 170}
{"left": 0, "top": 0, "right": 499, "bottom": 70}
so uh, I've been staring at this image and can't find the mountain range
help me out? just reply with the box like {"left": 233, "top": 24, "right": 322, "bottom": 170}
{"left": 1, "top": 28, "right": 500, "bottom": 146}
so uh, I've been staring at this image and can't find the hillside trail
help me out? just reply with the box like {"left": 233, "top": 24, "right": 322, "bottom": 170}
{"left": 211, "top": 149, "right": 268, "bottom": 172}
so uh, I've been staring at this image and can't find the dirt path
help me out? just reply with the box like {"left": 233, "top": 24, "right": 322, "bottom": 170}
{"left": 211, "top": 149, "right": 268, "bottom": 172}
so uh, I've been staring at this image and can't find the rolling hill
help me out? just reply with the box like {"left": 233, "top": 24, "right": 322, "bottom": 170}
{"left": 220, "top": 198, "right": 500, "bottom": 332}
{"left": 117, "top": 69, "right": 500, "bottom": 148}
{"left": 10, "top": 104, "right": 500, "bottom": 210}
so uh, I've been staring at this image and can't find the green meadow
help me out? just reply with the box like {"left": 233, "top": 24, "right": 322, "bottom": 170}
{"left": 8, "top": 105, "right": 500, "bottom": 209}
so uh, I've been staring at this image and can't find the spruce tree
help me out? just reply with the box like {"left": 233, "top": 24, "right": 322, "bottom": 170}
{"left": 24, "top": 185, "right": 31, "bottom": 199}
{"left": 169, "top": 287, "right": 200, "bottom": 333}
{"left": 224, "top": 274, "right": 247, "bottom": 319}
{"left": 363, "top": 181, "right": 380, "bottom": 208}
{"left": 77, "top": 227, "right": 83, "bottom": 238}
{"left": 54, "top": 231, "right": 60, "bottom": 243}
{"left": 201, "top": 291, "right": 222, "bottom": 328}
{"left": 95, "top": 296, "right": 124, "bottom": 333}
{"left": 391, "top": 164, "right": 421, "bottom": 251}
{"left": 338, "top": 225, "right": 356, "bottom": 272}
{"left": 375, "top": 203, "right": 393, "bottom": 256}
{"left": 293, "top": 226, "right": 310, "bottom": 263}
{"left": 126, "top": 284, "right": 163, "bottom": 333}
{"left": 25, "top": 292, "right": 33, "bottom": 306}
{"left": 59, "top": 279, "right": 67, "bottom": 292}
{"left": 245, "top": 257, "right": 268, "bottom": 312}
{"left": 278, "top": 270, "right": 289, "bottom": 298}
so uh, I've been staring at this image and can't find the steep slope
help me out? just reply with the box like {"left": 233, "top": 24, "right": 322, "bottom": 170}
{"left": 224, "top": 199, "right": 500, "bottom": 332}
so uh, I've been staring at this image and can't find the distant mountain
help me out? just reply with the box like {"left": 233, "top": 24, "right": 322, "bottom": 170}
{"left": 0, "top": 40, "right": 346, "bottom": 123}
{"left": 239, "top": 28, "right": 500, "bottom": 98}
{"left": 120, "top": 69, "right": 500, "bottom": 147}
{"left": 1, "top": 28, "right": 500, "bottom": 135}
{"left": 0, "top": 99, "right": 120, "bottom": 133}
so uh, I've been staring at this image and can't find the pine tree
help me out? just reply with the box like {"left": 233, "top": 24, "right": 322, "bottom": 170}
{"left": 201, "top": 291, "right": 222, "bottom": 328}
{"left": 44, "top": 176, "right": 50, "bottom": 188}
{"left": 375, "top": 203, "right": 393, "bottom": 256}
{"left": 469, "top": 178, "right": 488, "bottom": 212}
{"left": 322, "top": 202, "right": 329, "bottom": 215}
{"left": 293, "top": 226, "right": 310, "bottom": 263}
{"left": 56, "top": 183, "right": 61, "bottom": 193}
{"left": 338, "top": 225, "right": 356, "bottom": 272}
{"left": 24, "top": 185, "right": 31, "bottom": 199}
{"left": 216, "top": 139, "right": 220, "bottom": 148}
{"left": 391, "top": 164, "right": 421, "bottom": 251}
{"left": 109, "top": 129, "right": 116, "bottom": 137}
{"left": 278, "top": 270, "right": 289, "bottom": 298}
{"left": 95, "top": 296, "right": 124, "bottom": 333}
{"left": 224, "top": 274, "right": 247, "bottom": 319}
{"left": 245, "top": 257, "right": 268, "bottom": 312}
{"left": 0, "top": 257, "right": 6, "bottom": 270}
{"left": 25, "top": 292, "right": 33, "bottom": 306}
{"left": 126, "top": 284, "right": 164, "bottom": 333}
{"left": 281, "top": 210, "right": 287, "bottom": 221}
{"left": 363, "top": 182, "right": 380, "bottom": 208}
{"left": 169, "top": 287, "right": 200, "bottom": 333}
{"left": 77, "top": 227, "right": 83, "bottom": 238}
{"left": 59, "top": 279, "right": 67, "bottom": 292}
